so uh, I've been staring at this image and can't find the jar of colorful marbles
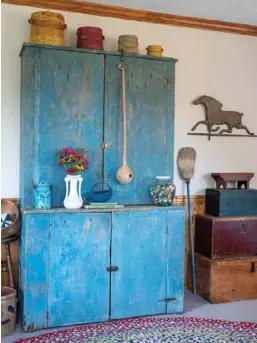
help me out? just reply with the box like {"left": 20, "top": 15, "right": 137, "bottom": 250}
{"left": 149, "top": 176, "right": 176, "bottom": 206}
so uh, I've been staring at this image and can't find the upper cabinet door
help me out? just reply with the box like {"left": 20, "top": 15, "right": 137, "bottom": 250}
{"left": 104, "top": 55, "right": 175, "bottom": 205}
{"left": 20, "top": 47, "right": 105, "bottom": 207}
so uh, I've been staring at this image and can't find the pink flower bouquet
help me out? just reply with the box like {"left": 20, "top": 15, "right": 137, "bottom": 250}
{"left": 58, "top": 147, "right": 90, "bottom": 175}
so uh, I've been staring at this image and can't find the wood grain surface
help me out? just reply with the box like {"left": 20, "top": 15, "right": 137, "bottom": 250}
{"left": 195, "top": 253, "right": 257, "bottom": 303}
{"left": 2, "top": 0, "right": 257, "bottom": 36}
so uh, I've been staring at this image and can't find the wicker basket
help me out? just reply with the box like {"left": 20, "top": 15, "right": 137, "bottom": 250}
{"left": 28, "top": 11, "right": 67, "bottom": 46}
{"left": 1, "top": 200, "right": 20, "bottom": 240}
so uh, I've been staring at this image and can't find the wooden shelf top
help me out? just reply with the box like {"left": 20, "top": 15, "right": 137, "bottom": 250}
{"left": 20, "top": 43, "right": 178, "bottom": 63}
{"left": 21, "top": 204, "right": 185, "bottom": 214}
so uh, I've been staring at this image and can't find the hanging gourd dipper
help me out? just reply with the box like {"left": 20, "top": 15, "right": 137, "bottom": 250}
{"left": 116, "top": 63, "right": 134, "bottom": 185}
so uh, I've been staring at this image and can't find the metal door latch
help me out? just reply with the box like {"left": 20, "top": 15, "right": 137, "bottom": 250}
{"left": 158, "top": 297, "right": 176, "bottom": 302}
{"left": 106, "top": 265, "right": 119, "bottom": 272}
{"left": 101, "top": 142, "right": 112, "bottom": 149}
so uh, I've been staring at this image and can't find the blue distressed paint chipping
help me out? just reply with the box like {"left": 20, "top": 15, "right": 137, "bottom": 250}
{"left": 48, "top": 213, "right": 111, "bottom": 326}
{"left": 20, "top": 47, "right": 36, "bottom": 208}
{"left": 20, "top": 214, "right": 49, "bottom": 330}
{"left": 20, "top": 45, "right": 176, "bottom": 208}
{"left": 20, "top": 47, "right": 104, "bottom": 207}
{"left": 111, "top": 210, "right": 167, "bottom": 318}
{"left": 19, "top": 44, "right": 178, "bottom": 63}
{"left": 104, "top": 55, "right": 175, "bottom": 205}
{"left": 20, "top": 207, "right": 184, "bottom": 330}
{"left": 19, "top": 44, "right": 184, "bottom": 331}
{"left": 167, "top": 209, "right": 185, "bottom": 313}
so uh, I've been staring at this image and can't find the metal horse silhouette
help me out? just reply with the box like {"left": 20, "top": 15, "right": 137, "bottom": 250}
{"left": 189, "top": 95, "right": 254, "bottom": 140}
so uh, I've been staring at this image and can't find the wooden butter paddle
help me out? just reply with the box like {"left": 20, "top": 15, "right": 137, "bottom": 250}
{"left": 177, "top": 147, "right": 197, "bottom": 295}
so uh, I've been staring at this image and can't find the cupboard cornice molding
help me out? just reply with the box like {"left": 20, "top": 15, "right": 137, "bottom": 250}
{"left": 2, "top": 0, "right": 257, "bottom": 37}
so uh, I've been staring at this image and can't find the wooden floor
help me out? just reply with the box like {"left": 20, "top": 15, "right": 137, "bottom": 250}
{"left": 3, "top": 291, "right": 257, "bottom": 343}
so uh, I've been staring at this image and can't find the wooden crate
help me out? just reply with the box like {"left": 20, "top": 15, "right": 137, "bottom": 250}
{"left": 195, "top": 253, "right": 257, "bottom": 303}
{"left": 205, "top": 188, "right": 257, "bottom": 217}
{"left": 195, "top": 214, "right": 257, "bottom": 259}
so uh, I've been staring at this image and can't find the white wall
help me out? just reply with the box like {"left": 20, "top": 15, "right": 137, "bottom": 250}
{"left": 84, "top": 0, "right": 257, "bottom": 25}
{"left": 2, "top": 3, "right": 257, "bottom": 197}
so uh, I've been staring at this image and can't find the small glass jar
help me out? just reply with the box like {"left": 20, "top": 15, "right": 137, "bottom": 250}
{"left": 149, "top": 176, "right": 176, "bottom": 206}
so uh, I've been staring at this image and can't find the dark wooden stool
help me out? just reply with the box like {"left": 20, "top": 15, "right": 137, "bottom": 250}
{"left": 211, "top": 172, "right": 254, "bottom": 190}
{"left": 1, "top": 235, "right": 18, "bottom": 288}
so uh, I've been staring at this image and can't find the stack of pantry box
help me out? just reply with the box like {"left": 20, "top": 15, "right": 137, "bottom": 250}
{"left": 194, "top": 173, "right": 257, "bottom": 303}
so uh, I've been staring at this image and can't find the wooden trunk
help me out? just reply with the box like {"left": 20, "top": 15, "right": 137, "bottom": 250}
{"left": 195, "top": 214, "right": 257, "bottom": 259}
{"left": 205, "top": 188, "right": 257, "bottom": 217}
{"left": 195, "top": 253, "right": 257, "bottom": 303}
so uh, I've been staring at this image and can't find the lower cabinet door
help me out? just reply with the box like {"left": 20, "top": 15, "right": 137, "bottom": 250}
{"left": 166, "top": 209, "right": 185, "bottom": 313}
{"left": 111, "top": 211, "right": 167, "bottom": 319}
{"left": 48, "top": 213, "right": 111, "bottom": 327}
{"left": 20, "top": 214, "right": 50, "bottom": 331}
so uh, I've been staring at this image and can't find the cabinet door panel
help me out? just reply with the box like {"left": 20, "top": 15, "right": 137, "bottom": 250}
{"left": 111, "top": 211, "right": 166, "bottom": 319}
{"left": 37, "top": 49, "right": 104, "bottom": 205}
{"left": 104, "top": 55, "right": 175, "bottom": 205}
{"left": 167, "top": 209, "right": 185, "bottom": 313}
{"left": 20, "top": 214, "right": 49, "bottom": 331}
{"left": 48, "top": 213, "right": 111, "bottom": 326}
{"left": 20, "top": 48, "right": 36, "bottom": 208}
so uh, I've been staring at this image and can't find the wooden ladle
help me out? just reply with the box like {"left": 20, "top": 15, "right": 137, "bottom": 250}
{"left": 116, "top": 63, "right": 134, "bottom": 185}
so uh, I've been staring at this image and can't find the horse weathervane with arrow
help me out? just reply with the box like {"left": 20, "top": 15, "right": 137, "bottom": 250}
{"left": 188, "top": 95, "right": 256, "bottom": 140}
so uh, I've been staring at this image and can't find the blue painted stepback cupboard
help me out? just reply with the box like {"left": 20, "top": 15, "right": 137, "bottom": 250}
{"left": 19, "top": 44, "right": 185, "bottom": 331}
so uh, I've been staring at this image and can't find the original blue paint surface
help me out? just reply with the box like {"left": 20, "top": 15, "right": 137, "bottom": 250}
{"left": 167, "top": 209, "right": 185, "bottom": 313}
{"left": 20, "top": 207, "right": 184, "bottom": 330}
{"left": 20, "top": 44, "right": 178, "bottom": 63}
{"left": 48, "top": 213, "right": 111, "bottom": 326}
{"left": 20, "top": 45, "right": 176, "bottom": 208}
{"left": 19, "top": 44, "right": 183, "bottom": 331}
{"left": 111, "top": 211, "right": 167, "bottom": 318}
{"left": 20, "top": 47, "right": 36, "bottom": 208}
{"left": 20, "top": 47, "right": 104, "bottom": 207}
{"left": 104, "top": 55, "right": 175, "bottom": 205}
{"left": 20, "top": 214, "right": 49, "bottom": 331}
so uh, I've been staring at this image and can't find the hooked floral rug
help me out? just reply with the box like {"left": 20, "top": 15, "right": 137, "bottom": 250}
{"left": 15, "top": 317, "right": 257, "bottom": 343}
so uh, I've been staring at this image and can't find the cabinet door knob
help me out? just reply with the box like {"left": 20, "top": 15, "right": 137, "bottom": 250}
{"left": 101, "top": 142, "right": 112, "bottom": 149}
{"left": 106, "top": 265, "right": 119, "bottom": 272}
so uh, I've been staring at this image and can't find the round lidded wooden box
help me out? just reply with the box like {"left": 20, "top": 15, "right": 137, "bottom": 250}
{"left": 28, "top": 11, "right": 67, "bottom": 46}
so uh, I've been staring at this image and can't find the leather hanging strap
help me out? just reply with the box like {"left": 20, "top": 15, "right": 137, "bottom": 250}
{"left": 118, "top": 63, "right": 127, "bottom": 165}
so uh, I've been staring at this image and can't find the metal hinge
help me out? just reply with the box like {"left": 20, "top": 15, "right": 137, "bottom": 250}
{"left": 106, "top": 265, "right": 119, "bottom": 272}
{"left": 101, "top": 142, "right": 112, "bottom": 149}
{"left": 46, "top": 310, "right": 49, "bottom": 322}
{"left": 158, "top": 297, "right": 176, "bottom": 302}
